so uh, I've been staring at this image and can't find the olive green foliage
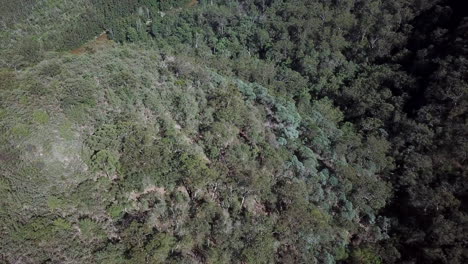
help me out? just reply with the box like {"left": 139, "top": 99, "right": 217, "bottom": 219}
{"left": 0, "top": 44, "right": 390, "bottom": 263}
{"left": 350, "top": 247, "right": 382, "bottom": 264}
{"left": 1, "top": 0, "right": 467, "bottom": 264}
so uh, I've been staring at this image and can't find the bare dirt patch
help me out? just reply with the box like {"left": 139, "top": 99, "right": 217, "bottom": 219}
{"left": 70, "top": 32, "right": 113, "bottom": 55}
{"left": 187, "top": 0, "right": 198, "bottom": 7}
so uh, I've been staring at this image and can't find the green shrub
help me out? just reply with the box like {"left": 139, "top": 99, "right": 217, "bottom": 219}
{"left": 53, "top": 218, "right": 72, "bottom": 231}
{"left": 90, "top": 150, "right": 120, "bottom": 176}
{"left": 32, "top": 110, "right": 49, "bottom": 124}
{"left": 11, "top": 124, "right": 31, "bottom": 137}
{"left": 0, "top": 70, "right": 17, "bottom": 90}
{"left": 47, "top": 196, "right": 65, "bottom": 210}
{"left": 350, "top": 248, "right": 382, "bottom": 264}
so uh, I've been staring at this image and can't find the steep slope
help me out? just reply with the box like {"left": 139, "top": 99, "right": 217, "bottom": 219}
{"left": 1, "top": 0, "right": 466, "bottom": 263}
{"left": 0, "top": 44, "right": 392, "bottom": 263}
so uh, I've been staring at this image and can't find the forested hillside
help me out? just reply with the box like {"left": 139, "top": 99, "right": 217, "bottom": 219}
{"left": 0, "top": 0, "right": 466, "bottom": 263}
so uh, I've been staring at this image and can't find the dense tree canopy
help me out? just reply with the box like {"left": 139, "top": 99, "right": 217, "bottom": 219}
{"left": 0, "top": 0, "right": 466, "bottom": 263}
